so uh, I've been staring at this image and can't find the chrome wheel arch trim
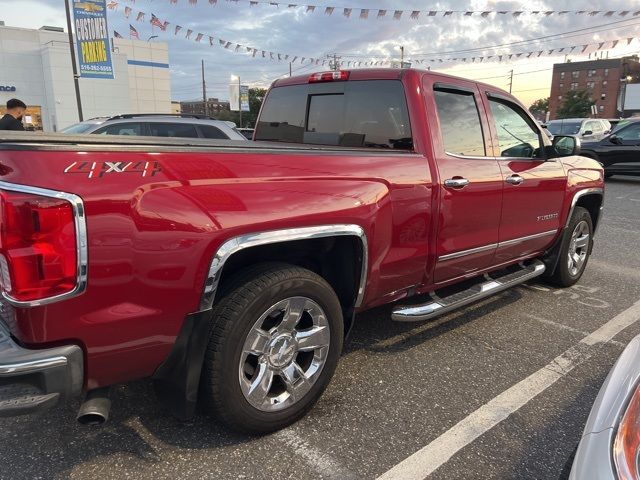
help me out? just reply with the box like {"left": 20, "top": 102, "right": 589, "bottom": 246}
{"left": 199, "top": 224, "right": 368, "bottom": 311}
{"left": 567, "top": 187, "right": 604, "bottom": 233}
{"left": 0, "top": 181, "right": 88, "bottom": 307}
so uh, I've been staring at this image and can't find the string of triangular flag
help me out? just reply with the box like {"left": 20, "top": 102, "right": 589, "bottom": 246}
{"left": 116, "top": 6, "right": 640, "bottom": 66}
{"left": 107, "top": 1, "right": 640, "bottom": 21}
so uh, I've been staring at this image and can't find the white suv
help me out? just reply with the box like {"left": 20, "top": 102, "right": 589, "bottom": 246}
{"left": 61, "top": 114, "right": 247, "bottom": 141}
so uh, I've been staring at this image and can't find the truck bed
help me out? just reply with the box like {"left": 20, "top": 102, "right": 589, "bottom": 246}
{"left": 0, "top": 132, "right": 416, "bottom": 155}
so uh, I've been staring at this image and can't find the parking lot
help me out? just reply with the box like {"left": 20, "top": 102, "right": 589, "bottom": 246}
{"left": 1, "top": 176, "right": 639, "bottom": 480}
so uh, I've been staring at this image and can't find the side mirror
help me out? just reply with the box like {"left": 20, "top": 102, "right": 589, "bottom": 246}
{"left": 582, "top": 130, "right": 593, "bottom": 136}
{"left": 609, "top": 134, "right": 622, "bottom": 145}
{"left": 550, "top": 135, "right": 581, "bottom": 157}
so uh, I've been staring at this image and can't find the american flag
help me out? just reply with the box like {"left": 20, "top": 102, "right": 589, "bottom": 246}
{"left": 150, "top": 14, "right": 164, "bottom": 29}
{"left": 129, "top": 24, "right": 140, "bottom": 39}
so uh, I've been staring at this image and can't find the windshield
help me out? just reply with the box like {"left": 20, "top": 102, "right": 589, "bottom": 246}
{"left": 256, "top": 80, "right": 413, "bottom": 150}
{"left": 546, "top": 121, "right": 581, "bottom": 135}
{"left": 611, "top": 120, "right": 632, "bottom": 134}
{"left": 60, "top": 122, "right": 101, "bottom": 134}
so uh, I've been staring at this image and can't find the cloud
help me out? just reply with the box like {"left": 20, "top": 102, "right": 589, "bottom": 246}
{"left": 2, "top": 0, "right": 640, "bottom": 106}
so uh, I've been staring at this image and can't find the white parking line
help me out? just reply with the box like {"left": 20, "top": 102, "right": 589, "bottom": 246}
{"left": 524, "top": 314, "right": 625, "bottom": 348}
{"left": 276, "top": 429, "right": 358, "bottom": 480}
{"left": 377, "top": 299, "right": 640, "bottom": 480}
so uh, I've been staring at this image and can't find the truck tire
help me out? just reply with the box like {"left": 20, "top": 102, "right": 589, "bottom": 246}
{"left": 545, "top": 206, "right": 593, "bottom": 287}
{"left": 200, "top": 263, "right": 344, "bottom": 433}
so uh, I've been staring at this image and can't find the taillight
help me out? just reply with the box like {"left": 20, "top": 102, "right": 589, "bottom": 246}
{"left": 0, "top": 188, "right": 81, "bottom": 303}
{"left": 614, "top": 384, "right": 640, "bottom": 480}
{"left": 308, "top": 71, "right": 350, "bottom": 83}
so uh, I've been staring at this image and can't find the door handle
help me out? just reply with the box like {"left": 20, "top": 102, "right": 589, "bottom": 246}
{"left": 505, "top": 175, "right": 524, "bottom": 185}
{"left": 444, "top": 178, "right": 470, "bottom": 188}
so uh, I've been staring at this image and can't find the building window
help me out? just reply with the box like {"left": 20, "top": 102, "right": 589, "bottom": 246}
{"left": 599, "top": 105, "right": 604, "bottom": 112}
{"left": 572, "top": 71, "right": 579, "bottom": 79}
{"left": 602, "top": 80, "right": 608, "bottom": 87}
{"left": 560, "top": 72, "right": 565, "bottom": 80}
{"left": 587, "top": 81, "right": 595, "bottom": 89}
{"left": 558, "top": 96, "right": 562, "bottom": 100}
{"left": 588, "top": 69, "right": 597, "bottom": 77}
{"left": 604, "top": 68, "right": 609, "bottom": 76}
{"left": 559, "top": 83, "right": 564, "bottom": 88}
{"left": 570, "top": 82, "right": 579, "bottom": 90}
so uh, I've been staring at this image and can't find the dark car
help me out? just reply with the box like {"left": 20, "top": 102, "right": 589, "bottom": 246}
{"left": 579, "top": 118, "right": 640, "bottom": 178}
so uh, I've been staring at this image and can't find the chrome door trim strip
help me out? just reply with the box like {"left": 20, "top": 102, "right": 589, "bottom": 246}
{"left": 497, "top": 229, "right": 558, "bottom": 248}
{"left": 438, "top": 243, "right": 498, "bottom": 261}
{"left": 200, "top": 224, "right": 368, "bottom": 311}
{"left": 439, "top": 230, "right": 558, "bottom": 261}
{"left": 0, "top": 181, "right": 88, "bottom": 308}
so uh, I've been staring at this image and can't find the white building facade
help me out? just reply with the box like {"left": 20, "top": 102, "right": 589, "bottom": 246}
{"left": 0, "top": 24, "right": 171, "bottom": 131}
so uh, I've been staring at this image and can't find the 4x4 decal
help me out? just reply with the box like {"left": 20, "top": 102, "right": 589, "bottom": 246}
{"left": 64, "top": 161, "right": 162, "bottom": 178}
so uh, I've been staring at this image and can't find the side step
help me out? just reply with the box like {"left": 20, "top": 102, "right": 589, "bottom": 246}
{"left": 391, "top": 260, "right": 546, "bottom": 322}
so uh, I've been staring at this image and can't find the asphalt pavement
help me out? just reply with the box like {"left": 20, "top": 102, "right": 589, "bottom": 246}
{"left": 2, "top": 176, "right": 640, "bottom": 480}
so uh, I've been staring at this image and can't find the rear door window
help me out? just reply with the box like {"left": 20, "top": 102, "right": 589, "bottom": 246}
{"left": 198, "top": 125, "right": 229, "bottom": 139}
{"left": 255, "top": 80, "right": 413, "bottom": 150}
{"left": 148, "top": 123, "right": 199, "bottom": 138}
{"left": 94, "top": 122, "right": 143, "bottom": 136}
{"left": 433, "top": 89, "right": 486, "bottom": 156}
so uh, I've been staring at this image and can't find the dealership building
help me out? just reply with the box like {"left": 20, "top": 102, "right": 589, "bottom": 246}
{"left": 0, "top": 23, "right": 171, "bottom": 131}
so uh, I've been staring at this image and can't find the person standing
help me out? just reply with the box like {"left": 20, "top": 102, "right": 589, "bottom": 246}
{"left": 0, "top": 99, "right": 26, "bottom": 131}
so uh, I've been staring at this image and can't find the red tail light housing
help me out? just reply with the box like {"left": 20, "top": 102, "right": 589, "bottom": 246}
{"left": 614, "top": 384, "right": 640, "bottom": 480}
{"left": 0, "top": 183, "right": 87, "bottom": 306}
{"left": 308, "top": 71, "right": 350, "bottom": 83}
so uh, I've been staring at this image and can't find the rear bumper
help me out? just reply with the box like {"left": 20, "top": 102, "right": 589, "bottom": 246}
{"left": 0, "top": 321, "right": 83, "bottom": 417}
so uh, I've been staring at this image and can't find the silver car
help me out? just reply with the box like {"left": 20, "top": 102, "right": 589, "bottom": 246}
{"left": 570, "top": 334, "right": 640, "bottom": 479}
{"left": 546, "top": 118, "right": 611, "bottom": 142}
{"left": 60, "top": 114, "right": 247, "bottom": 141}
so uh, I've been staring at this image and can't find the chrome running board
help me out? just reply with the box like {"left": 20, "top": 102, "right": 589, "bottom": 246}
{"left": 391, "top": 260, "right": 546, "bottom": 322}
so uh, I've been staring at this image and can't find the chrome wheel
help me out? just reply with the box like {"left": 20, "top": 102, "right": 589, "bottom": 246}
{"left": 239, "top": 296, "right": 331, "bottom": 412}
{"left": 567, "top": 220, "right": 590, "bottom": 276}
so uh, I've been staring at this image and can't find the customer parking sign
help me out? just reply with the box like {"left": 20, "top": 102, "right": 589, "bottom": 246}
{"left": 73, "top": 0, "right": 114, "bottom": 79}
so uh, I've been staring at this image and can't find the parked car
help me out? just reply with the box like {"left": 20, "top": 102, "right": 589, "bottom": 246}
{"left": 546, "top": 118, "right": 611, "bottom": 142}
{"left": 580, "top": 118, "right": 640, "bottom": 177}
{"left": 0, "top": 68, "right": 604, "bottom": 434}
{"left": 61, "top": 114, "right": 247, "bottom": 141}
{"left": 570, "top": 334, "right": 640, "bottom": 480}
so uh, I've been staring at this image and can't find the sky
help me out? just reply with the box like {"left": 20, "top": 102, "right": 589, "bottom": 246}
{"left": 1, "top": 0, "right": 639, "bottom": 107}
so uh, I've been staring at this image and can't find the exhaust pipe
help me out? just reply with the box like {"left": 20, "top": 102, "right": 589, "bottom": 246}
{"left": 77, "top": 387, "right": 111, "bottom": 425}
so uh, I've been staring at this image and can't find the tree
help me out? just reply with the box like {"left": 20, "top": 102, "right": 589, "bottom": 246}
{"left": 557, "top": 90, "right": 595, "bottom": 119}
{"left": 529, "top": 97, "right": 549, "bottom": 121}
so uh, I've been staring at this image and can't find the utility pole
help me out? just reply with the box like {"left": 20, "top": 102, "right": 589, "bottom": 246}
{"left": 289, "top": 62, "right": 292, "bottom": 77}
{"left": 201, "top": 60, "right": 208, "bottom": 117}
{"left": 328, "top": 54, "right": 341, "bottom": 71}
{"left": 238, "top": 76, "right": 242, "bottom": 128}
{"left": 64, "top": 0, "right": 83, "bottom": 121}
{"left": 508, "top": 69, "right": 514, "bottom": 94}
{"left": 400, "top": 45, "right": 404, "bottom": 66}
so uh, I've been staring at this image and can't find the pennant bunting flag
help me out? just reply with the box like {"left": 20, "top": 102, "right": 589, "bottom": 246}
{"left": 116, "top": 7, "right": 639, "bottom": 67}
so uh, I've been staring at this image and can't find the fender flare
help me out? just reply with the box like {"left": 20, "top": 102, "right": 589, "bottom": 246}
{"left": 153, "top": 224, "right": 368, "bottom": 420}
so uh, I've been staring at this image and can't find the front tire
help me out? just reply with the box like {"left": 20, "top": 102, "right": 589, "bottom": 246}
{"left": 201, "top": 263, "right": 344, "bottom": 434}
{"left": 545, "top": 206, "right": 593, "bottom": 287}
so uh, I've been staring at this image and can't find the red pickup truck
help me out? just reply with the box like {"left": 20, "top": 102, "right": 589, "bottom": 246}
{"left": 0, "top": 69, "right": 604, "bottom": 433}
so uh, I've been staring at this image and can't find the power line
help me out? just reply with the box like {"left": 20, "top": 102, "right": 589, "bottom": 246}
{"left": 336, "top": 17, "right": 640, "bottom": 58}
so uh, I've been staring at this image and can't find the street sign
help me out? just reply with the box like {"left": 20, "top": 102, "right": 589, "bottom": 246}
{"left": 230, "top": 83, "right": 250, "bottom": 112}
{"left": 73, "top": 0, "right": 114, "bottom": 79}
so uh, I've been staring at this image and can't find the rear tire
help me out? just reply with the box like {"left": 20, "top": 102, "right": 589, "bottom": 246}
{"left": 200, "top": 263, "right": 344, "bottom": 434}
{"left": 545, "top": 206, "right": 593, "bottom": 287}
